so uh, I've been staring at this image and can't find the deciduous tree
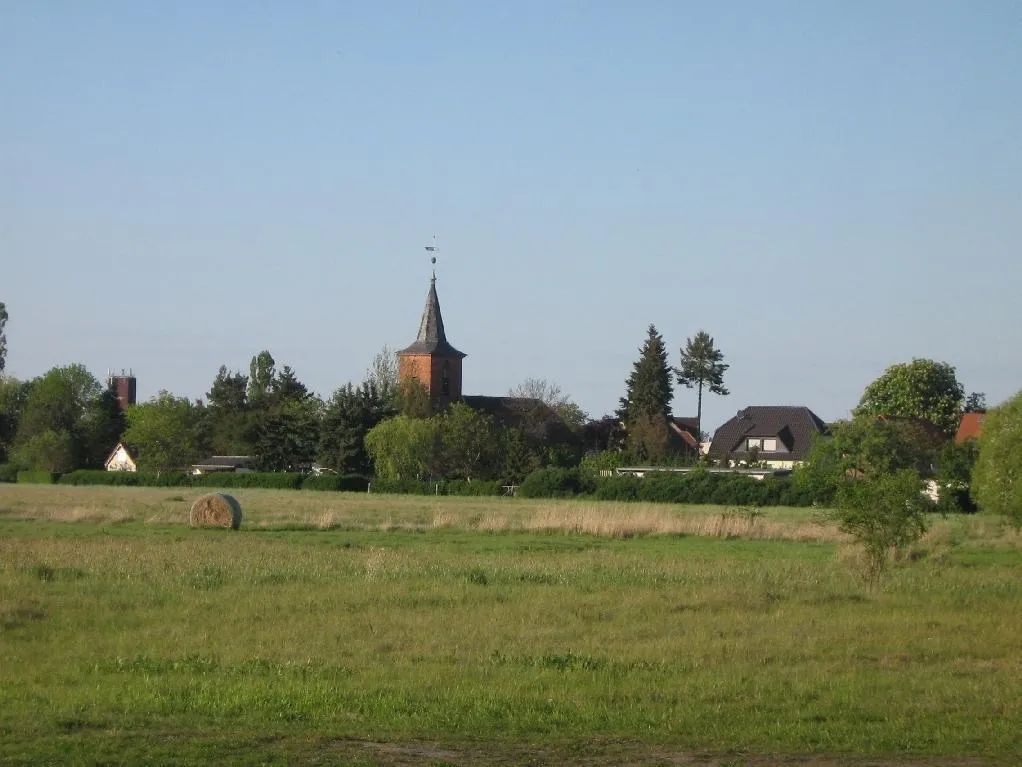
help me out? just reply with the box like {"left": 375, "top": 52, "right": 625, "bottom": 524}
{"left": 972, "top": 391, "right": 1022, "bottom": 528}
{"left": 365, "top": 415, "right": 438, "bottom": 481}
{"left": 438, "top": 402, "right": 499, "bottom": 481}
{"left": 123, "top": 392, "right": 202, "bottom": 472}
{"left": 247, "top": 351, "right": 276, "bottom": 406}
{"left": 509, "top": 378, "right": 588, "bottom": 434}
{"left": 12, "top": 429, "right": 75, "bottom": 473}
{"left": 0, "top": 376, "right": 29, "bottom": 463}
{"left": 14, "top": 364, "right": 105, "bottom": 468}
{"left": 676, "top": 330, "right": 729, "bottom": 439}
{"left": 833, "top": 469, "right": 930, "bottom": 588}
{"left": 854, "top": 359, "right": 965, "bottom": 437}
{"left": 366, "top": 346, "right": 400, "bottom": 408}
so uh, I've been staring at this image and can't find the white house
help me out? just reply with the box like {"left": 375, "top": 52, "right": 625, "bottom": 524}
{"left": 104, "top": 442, "right": 137, "bottom": 472}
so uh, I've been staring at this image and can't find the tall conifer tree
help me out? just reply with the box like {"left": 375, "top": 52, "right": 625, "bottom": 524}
{"left": 676, "top": 330, "right": 729, "bottom": 439}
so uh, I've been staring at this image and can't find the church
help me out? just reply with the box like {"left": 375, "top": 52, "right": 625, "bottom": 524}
{"left": 396, "top": 271, "right": 580, "bottom": 448}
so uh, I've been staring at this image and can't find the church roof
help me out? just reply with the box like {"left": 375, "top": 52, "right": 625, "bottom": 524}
{"left": 398, "top": 276, "right": 466, "bottom": 358}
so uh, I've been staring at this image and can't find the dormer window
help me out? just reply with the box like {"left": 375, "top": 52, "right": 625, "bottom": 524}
{"left": 762, "top": 438, "right": 777, "bottom": 452}
{"left": 747, "top": 438, "right": 761, "bottom": 450}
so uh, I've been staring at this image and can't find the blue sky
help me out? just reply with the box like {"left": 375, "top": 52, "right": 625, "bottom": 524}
{"left": 2, "top": 1, "right": 1020, "bottom": 433}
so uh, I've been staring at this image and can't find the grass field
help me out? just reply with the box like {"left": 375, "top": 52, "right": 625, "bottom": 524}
{"left": 1, "top": 485, "right": 1021, "bottom": 765}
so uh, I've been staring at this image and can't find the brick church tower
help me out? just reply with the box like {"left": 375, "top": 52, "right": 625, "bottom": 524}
{"left": 397, "top": 273, "right": 465, "bottom": 410}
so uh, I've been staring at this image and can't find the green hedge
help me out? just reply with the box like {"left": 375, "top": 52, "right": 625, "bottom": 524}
{"left": 191, "top": 472, "right": 305, "bottom": 490}
{"left": 17, "top": 470, "right": 61, "bottom": 485}
{"left": 59, "top": 470, "right": 191, "bottom": 487}
{"left": 368, "top": 478, "right": 504, "bottom": 497}
{"left": 0, "top": 464, "right": 18, "bottom": 483}
{"left": 517, "top": 468, "right": 596, "bottom": 498}
{"left": 301, "top": 474, "right": 371, "bottom": 492}
{"left": 514, "top": 468, "right": 827, "bottom": 507}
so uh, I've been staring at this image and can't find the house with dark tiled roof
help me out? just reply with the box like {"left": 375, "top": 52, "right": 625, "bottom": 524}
{"left": 707, "top": 406, "right": 827, "bottom": 468}
{"left": 396, "top": 271, "right": 580, "bottom": 450}
{"left": 954, "top": 412, "right": 986, "bottom": 444}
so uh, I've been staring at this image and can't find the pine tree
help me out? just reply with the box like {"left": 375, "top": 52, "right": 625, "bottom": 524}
{"left": 618, "top": 324, "right": 674, "bottom": 422}
{"left": 676, "top": 330, "right": 729, "bottom": 439}
{"left": 618, "top": 325, "right": 674, "bottom": 461}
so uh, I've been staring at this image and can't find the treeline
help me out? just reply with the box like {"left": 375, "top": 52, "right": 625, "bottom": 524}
{"left": 0, "top": 349, "right": 586, "bottom": 482}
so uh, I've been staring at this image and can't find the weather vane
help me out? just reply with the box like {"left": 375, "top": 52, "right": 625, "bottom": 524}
{"left": 425, "top": 235, "right": 439, "bottom": 278}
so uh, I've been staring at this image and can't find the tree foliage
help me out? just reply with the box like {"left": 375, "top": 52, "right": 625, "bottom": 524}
{"left": 319, "top": 381, "right": 393, "bottom": 475}
{"left": 365, "top": 346, "right": 399, "bottom": 408}
{"left": 854, "top": 359, "right": 965, "bottom": 437}
{"left": 247, "top": 351, "right": 276, "bottom": 406}
{"left": 12, "top": 429, "right": 75, "bottom": 473}
{"left": 833, "top": 469, "right": 930, "bottom": 588}
{"left": 676, "top": 330, "right": 729, "bottom": 437}
{"left": 964, "top": 392, "right": 987, "bottom": 413}
{"left": 0, "top": 376, "right": 30, "bottom": 463}
{"left": 123, "top": 392, "right": 203, "bottom": 472}
{"left": 972, "top": 391, "right": 1022, "bottom": 528}
{"left": 397, "top": 377, "right": 433, "bottom": 419}
{"left": 509, "top": 378, "right": 588, "bottom": 433}
{"left": 619, "top": 325, "right": 674, "bottom": 422}
{"left": 0, "top": 301, "right": 7, "bottom": 374}
{"left": 365, "top": 415, "right": 438, "bottom": 481}
{"left": 11, "top": 365, "right": 122, "bottom": 468}
{"left": 438, "top": 402, "right": 499, "bottom": 481}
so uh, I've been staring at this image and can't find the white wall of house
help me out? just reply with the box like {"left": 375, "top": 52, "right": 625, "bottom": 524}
{"left": 105, "top": 445, "right": 137, "bottom": 472}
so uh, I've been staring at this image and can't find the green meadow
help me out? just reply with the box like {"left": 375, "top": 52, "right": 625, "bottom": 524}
{"left": 1, "top": 485, "right": 1021, "bottom": 765}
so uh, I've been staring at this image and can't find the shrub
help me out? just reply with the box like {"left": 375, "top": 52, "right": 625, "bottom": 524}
{"left": 301, "top": 474, "right": 344, "bottom": 491}
{"left": 444, "top": 479, "right": 504, "bottom": 497}
{"left": 832, "top": 470, "right": 932, "bottom": 587}
{"left": 17, "top": 470, "right": 60, "bottom": 484}
{"left": 591, "top": 475, "right": 642, "bottom": 501}
{"left": 518, "top": 468, "right": 594, "bottom": 498}
{"left": 59, "top": 470, "right": 191, "bottom": 487}
{"left": 368, "top": 478, "right": 436, "bottom": 495}
{"left": 301, "top": 474, "right": 371, "bottom": 492}
{"left": 972, "top": 391, "right": 1022, "bottom": 528}
{"left": 192, "top": 472, "right": 304, "bottom": 490}
{"left": 0, "top": 464, "right": 18, "bottom": 483}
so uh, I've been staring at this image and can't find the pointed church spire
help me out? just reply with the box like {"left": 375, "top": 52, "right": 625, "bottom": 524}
{"left": 398, "top": 273, "right": 466, "bottom": 358}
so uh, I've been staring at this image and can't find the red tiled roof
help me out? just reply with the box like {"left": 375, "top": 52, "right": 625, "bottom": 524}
{"left": 955, "top": 412, "right": 985, "bottom": 444}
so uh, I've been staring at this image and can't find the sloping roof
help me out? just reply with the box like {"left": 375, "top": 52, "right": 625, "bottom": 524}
{"left": 955, "top": 412, "right": 986, "bottom": 444}
{"left": 461, "top": 395, "right": 580, "bottom": 446}
{"left": 666, "top": 421, "right": 699, "bottom": 449}
{"left": 708, "top": 406, "right": 827, "bottom": 461}
{"left": 668, "top": 417, "right": 700, "bottom": 450}
{"left": 398, "top": 277, "right": 466, "bottom": 358}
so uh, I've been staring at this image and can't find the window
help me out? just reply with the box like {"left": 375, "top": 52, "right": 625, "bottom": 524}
{"left": 441, "top": 361, "right": 450, "bottom": 396}
{"left": 762, "top": 438, "right": 777, "bottom": 452}
{"left": 747, "top": 438, "right": 761, "bottom": 450}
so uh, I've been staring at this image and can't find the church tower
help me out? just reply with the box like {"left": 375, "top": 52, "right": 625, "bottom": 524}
{"left": 397, "top": 272, "right": 466, "bottom": 410}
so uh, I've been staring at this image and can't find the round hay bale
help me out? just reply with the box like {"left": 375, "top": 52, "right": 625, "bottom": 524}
{"left": 189, "top": 493, "right": 242, "bottom": 530}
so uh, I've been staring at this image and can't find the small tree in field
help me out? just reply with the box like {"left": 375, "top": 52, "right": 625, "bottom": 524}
{"left": 834, "top": 469, "right": 930, "bottom": 588}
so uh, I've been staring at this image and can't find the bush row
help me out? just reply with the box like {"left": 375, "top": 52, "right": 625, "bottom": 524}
{"left": 0, "top": 464, "right": 20, "bottom": 483}
{"left": 518, "top": 467, "right": 829, "bottom": 507}
{"left": 16, "top": 470, "right": 61, "bottom": 485}
{"left": 367, "top": 478, "right": 505, "bottom": 497}
{"left": 56, "top": 470, "right": 367, "bottom": 491}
